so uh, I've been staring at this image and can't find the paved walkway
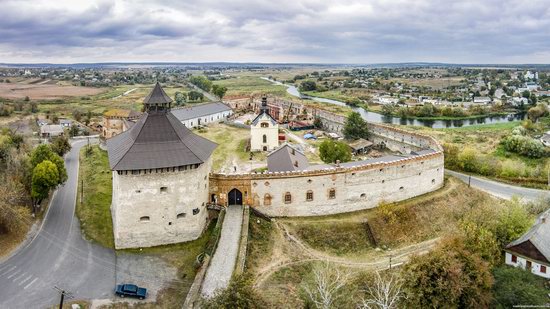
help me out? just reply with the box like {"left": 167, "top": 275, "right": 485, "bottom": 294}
{"left": 446, "top": 170, "right": 550, "bottom": 201}
{"left": 201, "top": 205, "right": 244, "bottom": 298}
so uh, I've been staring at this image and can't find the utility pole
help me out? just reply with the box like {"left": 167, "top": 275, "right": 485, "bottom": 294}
{"left": 468, "top": 175, "right": 471, "bottom": 187}
{"left": 53, "top": 286, "right": 73, "bottom": 309}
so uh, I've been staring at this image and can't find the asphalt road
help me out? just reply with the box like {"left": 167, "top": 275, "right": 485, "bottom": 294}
{"left": 446, "top": 170, "right": 550, "bottom": 201}
{"left": 0, "top": 140, "right": 115, "bottom": 308}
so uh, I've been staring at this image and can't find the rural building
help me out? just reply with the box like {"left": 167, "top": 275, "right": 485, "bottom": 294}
{"left": 59, "top": 119, "right": 73, "bottom": 128}
{"left": 267, "top": 143, "right": 309, "bottom": 172}
{"left": 505, "top": 213, "right": 550, "bottom": 279}
{"left": 250, "top": 96, "right": 279, "bottom": 151}
{"left": 40, "top": 124, "right": 64, "bottom": 138}
{"left": 171, "top": 102, "right": 233, "bottom": 128}
{"left": 102, "top": 109, "right": 141, "bottom": 139}
{"left": 106, "top": 83, "right": 217, "bottom": 249}
{"left": 349, "top": 138, "right": 374, "bottom": 155}
{"left": 473, "top": 96, "right": 491, "bottom": 104}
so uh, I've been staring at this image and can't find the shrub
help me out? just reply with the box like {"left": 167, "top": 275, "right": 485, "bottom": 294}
{"left": 493, "top": 266, "right": 548, "bottom": 308}
{"left": 500, "top": 135, "right": 545, "bottom": 158}
{"left": 458, "top": 147, "right": 479, "bottom": 172}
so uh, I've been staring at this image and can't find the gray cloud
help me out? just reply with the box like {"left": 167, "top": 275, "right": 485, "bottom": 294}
{"left": 0, "top": 0, "right": 549, "bottom": 63}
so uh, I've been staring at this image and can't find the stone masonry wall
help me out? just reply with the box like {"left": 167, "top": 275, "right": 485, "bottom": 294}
{"left": 112, "top": 158, "right": 212, "bottom": 249}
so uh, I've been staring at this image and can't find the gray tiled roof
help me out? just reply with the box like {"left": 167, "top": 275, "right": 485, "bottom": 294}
{"left": 143, "top": 82, "right": 172, "bottom": 104}
{"left": 267, "top": 144, "right": 309, "bottom": 172}
{"left": 171, "top": 102, "right": 232, "bottom": 121}
{"left": 506, "top": 213, "right": 550, "bottom": 262}
{"left": 107, "top": 112, "right": 217, "bottom": 170}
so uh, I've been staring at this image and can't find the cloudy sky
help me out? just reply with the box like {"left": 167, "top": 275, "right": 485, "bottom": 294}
{"left": 0, "top": 0, "right": 549, "bottom": 64}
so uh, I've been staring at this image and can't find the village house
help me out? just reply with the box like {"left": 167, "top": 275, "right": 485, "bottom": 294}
{"left": 250, "top": 96, "right": 279, "bottom": 151}
{"left": 40, "top": 124, "right": 64, "bottom": 138}
{"left": 473, "top": 96, "right": 491, "bottom": 104}
{"left": 505, "top": 213, "right": 550, "bottom": 279}
{"left": 171, "top": 102, "right": 233, "bottom": 128}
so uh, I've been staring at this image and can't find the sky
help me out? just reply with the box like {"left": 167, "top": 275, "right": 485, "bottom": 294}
{"left": 0, "top": 0, "right": 549, "bottom": 64}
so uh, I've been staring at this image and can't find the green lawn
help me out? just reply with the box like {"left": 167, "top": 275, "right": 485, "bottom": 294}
{"left": 77, "top": 145, "right": 114, "bottom": 248}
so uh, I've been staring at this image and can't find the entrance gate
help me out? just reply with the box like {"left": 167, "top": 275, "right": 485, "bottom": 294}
{"left": 227, "top": 188, "right": 243, "bottom": 205}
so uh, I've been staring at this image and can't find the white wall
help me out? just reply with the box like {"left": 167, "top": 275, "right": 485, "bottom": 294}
{"left": 181, "top": 111, "right": 232, "bottom": 128}
{"left": 250, "top": 114, "right": 279, "bottom": 151}
{"left": 111, "top": 158, "right": 212, "bottom": 249}
{"left": 505, "top": 252, "right": 550, "bottom": 279}
{"left": 251, "top": 155, "right": 443, "bottom": 216}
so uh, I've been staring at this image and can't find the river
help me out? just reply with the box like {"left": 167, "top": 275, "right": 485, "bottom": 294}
{"left": 261, "top": 77, "right": 526, "bottom": 129}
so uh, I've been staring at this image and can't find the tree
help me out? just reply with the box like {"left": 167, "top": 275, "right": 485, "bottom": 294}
{"left": 299, "top": 80, "right": 317, "bottom": 92}
{"left": 458, "top": 147, "right": 479, "bottom": 172}
{"left": 31, "top": 160, "right": 59, "bottom": 205}
{"left": 189, "top": 75, "right": 213, "bottom": 92}
{"left": 401, "top": 237, "right": 493, "bottom": 308}
{"left": 492, "top": 266, "right": 548, "bottom": 308}
{"left": 174, "top": 91, "right": 186, "bottom": 106}
{"left": 188, "top": 90, "right": 204, "bottom": 102}
{"left": 313, "top": 117, "right": 323, "bottom": 129}
{"left": 491, "top": 198, "right": 532, "bottom": 247}
{"left": 301, "top": 261, "right": 350, "bottom": 309}
{"left": 319, "top": 139, "right": 352, "bottom": 164}
{"left": 458, "top": 221, "right": 500, "bottom": 266}
{"left": 30, "top": 144, "right": 67, "bottom": 184}
{"left": 343, "top": 112, "right": 369, "bottom": 140}
{"left": 50, "top": 136, "right": 71, "bottom": 156}
{"left": 72, "top": 109, "right": 82, "bottom": 122}
{"left": 381, "top": 104, "right": 396, "bottom": 117}
{"left": 359, "top": 271, "right": 404, "bottom": 309}
{"left": 68, "top": 124, "right": 80, "bottom": 137}
{"left": 202, "top": 274, "right": 267, "bottom": 309}
{"left": 212, "top": 84, "right": 228, "bottom": 99}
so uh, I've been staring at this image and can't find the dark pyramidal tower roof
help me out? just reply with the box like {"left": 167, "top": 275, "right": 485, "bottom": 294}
{"left": 106, "top": 83, "right": 217, "bottom": 171}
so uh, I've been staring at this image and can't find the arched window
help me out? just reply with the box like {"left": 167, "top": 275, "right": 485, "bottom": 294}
{"left": 328, "top": 188, "right": 336, "bottom": 199}
{"left": 261, "top": 122, "right": 269, "bottom": 128}
{"left": 360, "top": 193, "right": 367, "bottom": 198}
{"left": 284, "top": 192, "right": 292, "bottom": 204}
{"left": 264, "top": 194, "right": 272, "bottom": 206}
{"left": 306, "top": 190, "right": 314, "bottom": 201}
{"left": 177, "top": 213, "right": 186, "bottom": 219}
{"left": 139, "top": 216, "right": 150, "bottom": 222}
{"left": 263, "top": 134, "right": 267, "bottom": 143}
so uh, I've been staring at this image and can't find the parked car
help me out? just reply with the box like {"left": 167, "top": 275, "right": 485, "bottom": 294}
{"left": 115, "top": 284, "right": 147, "bottom": 299}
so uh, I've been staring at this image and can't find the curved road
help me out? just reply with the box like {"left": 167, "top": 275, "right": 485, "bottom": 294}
{"left": 446, "top": 170, "right": 550, "bottom": 201}
{"left": 0, "top": 140, "right": 115, "bottom": 308}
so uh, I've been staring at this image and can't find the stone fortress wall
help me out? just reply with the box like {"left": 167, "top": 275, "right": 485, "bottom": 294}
{"left": 209, "top": 121, "right": 444, "bottom": 217}
{"left": 112, "top": 158, "right": 212, "bottom": 249}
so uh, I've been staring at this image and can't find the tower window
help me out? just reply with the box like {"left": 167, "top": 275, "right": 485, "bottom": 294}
{"left": 160, "top": 186, "right": 168, "bottom": 193}
{"left": 328, "top": 188, "right": 336, "bottom": 199}
{"left": 261, "top": 123, "right": 268, "bottom": 128}
{"left": 263, "top": 134, "right": 267, "bottom": 143}
{"left": 306, "top": 190, "right": 313, "bottom": 201}
{"left": 139, "top": 216, "right": 150, "bottom": 222}
{"left": 284, "top": 192, "right": 292, "bottom": 204}
{"left": 193, "top": 208, "right": 200, "bottom": 215}
{"left": 177, "top": 213, "right": 186, "bottom": 219}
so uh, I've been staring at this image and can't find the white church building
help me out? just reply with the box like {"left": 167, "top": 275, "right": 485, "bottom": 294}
{"left": 250, "top": 96, "right": 279, "bottom": 151}
{"left": 106, "top": 83, "right": 217, "bottom": 249}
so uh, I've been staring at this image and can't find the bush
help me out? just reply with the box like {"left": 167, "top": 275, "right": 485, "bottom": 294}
{"left": 458, "top": 147, "right": 479, "bottom": 172}
{"left": 500, "top": 135, "right": 545, "bottom": 158}
{"left": 319, "top": 139, "right": 351, "bottom": 164}
{"left": 493, "top": 266, "right": 549, "bottom": 308}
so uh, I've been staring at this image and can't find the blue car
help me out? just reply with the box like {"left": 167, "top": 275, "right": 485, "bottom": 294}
{"left": 115, "top": 284, "right": 147, "bottom": 300}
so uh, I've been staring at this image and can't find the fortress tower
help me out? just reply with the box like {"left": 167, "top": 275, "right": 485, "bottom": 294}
{"left": 107, "top": 83, "right": 217, "bottom": 249}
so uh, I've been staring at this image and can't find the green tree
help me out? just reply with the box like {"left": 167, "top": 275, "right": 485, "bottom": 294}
{"left": 30, "top": 144, "right": 67, "bottom": 184}
{"left": 50, "top": 136, "right": 71, "bottom": 156}
{"left": 402, "top": 237, "right": 493, "bottom": 308}
{"left": 459, "top": 221, "right": 500, "bottom": 266}
{"left": 212, "top": 84, "right": 228, "bottom": 99}
{"left": 491, "top": 198, "right": 532, "bottom": 247}
{"left": 458, "top": 147, "right": 479, "bottom": 172}
{"left": 188, "top": 90, "right": 204, "bottom": 102}
{"left": 174, "top": 91, "right": 186, "bottom": 106}
{"left": 492, "top": 266, "right": 548, "bottom": 308}
{"left": 68, "top": 124, "right": 80, "bottom": 137}
{"left": 381, "top": 104, "right": 396, "bottom": 116}
{"left": 189, "top": 75, "right": 213, "bottom": 92}
{"left": 299, "top": 80, "right": 317, "bottom": 92}
{"left": 319, "top": 139, "right": 352, "bottom": 164}
{"left": 343, "top": 112, "right": 369, "bottom": 140}
{"left": 202, "top": 275, "right": 267, "bottom": 309}
{"left": 31, "top": 160, "right": 59, "bottom": 204}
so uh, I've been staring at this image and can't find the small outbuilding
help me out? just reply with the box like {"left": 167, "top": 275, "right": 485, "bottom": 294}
{"left": 40, "top": 124, "right": 64, "bottom": 138}
{"left": 348, "top": 138, "right": 373, "bottom": 155}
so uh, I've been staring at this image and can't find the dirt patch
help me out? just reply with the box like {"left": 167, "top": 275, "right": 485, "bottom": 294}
{"left": 0, "top": 83, "right": 105, "bottom": 100}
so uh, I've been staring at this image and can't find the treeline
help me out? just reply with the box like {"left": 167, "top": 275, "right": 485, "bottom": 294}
{"left": 0, "top": 98, "right": 39, "bottom": 117}
{"left": 381, "top": 103, "right": 503, "bottom": 119}
{"left": 188, "top": 75, "right": 228, "bottom": 99}
{"left": 0, "top": 131, "right": 69, "bottom": 236}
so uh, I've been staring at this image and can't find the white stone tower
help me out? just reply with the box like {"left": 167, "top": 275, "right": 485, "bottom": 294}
{"left": 250, "top": 96, "right": 279, "bottom": 151}
{"left": 107, "top": 82, "right": 217, "bottom": 249}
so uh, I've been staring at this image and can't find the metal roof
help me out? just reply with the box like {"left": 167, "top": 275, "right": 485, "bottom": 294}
{"left": 171, "top": 102, "right": 232, "bottom": 121}
{"left": 143, "top": 82, "right": 172, "bottom": 105}
{"left": 267, "top": 143, "right": 309, "bottom": 172}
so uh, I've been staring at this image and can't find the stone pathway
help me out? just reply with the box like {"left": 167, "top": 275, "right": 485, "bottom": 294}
{"left": 201, "top": 205, "right": 244, "bottom": 298}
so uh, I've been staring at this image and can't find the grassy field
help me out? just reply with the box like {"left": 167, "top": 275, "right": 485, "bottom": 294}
{"left": 77, "top": 145, "right": 114, "bottom": 248}
{"left": 213, "top": 76, "right": 291, "bottom": 98}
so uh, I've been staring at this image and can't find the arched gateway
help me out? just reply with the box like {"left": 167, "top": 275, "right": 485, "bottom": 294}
{"left": 227, "top": 188, "right": 243, "bottom": 205}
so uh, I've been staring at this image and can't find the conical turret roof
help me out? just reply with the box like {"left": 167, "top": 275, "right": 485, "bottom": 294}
{"left": 143, "top": 82, "right": 173, "bottom": 105}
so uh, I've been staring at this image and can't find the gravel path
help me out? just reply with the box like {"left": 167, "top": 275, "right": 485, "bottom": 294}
{"left": 201, "top": 205, "right": 244, "bottom": 298}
